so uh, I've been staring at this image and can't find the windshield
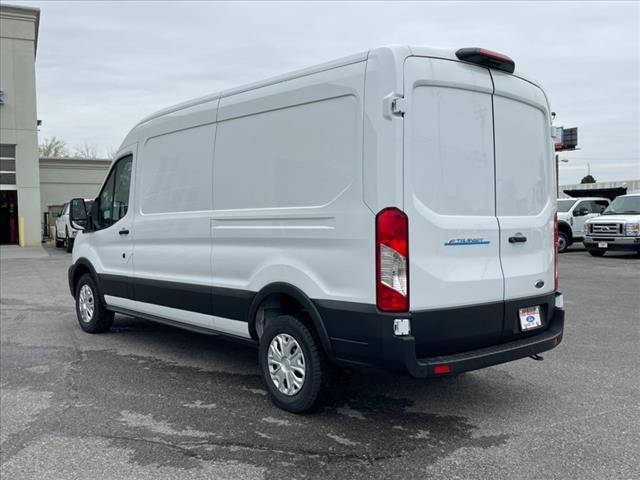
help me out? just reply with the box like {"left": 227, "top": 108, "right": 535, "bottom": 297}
{"left": 557, "top": 199, "right": 577, "bottom": 212}
{"left": 602, "top": 196, "right": 640, "bottom": 215}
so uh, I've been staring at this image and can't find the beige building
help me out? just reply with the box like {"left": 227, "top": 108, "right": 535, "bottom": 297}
{"left": 0, "top": 3, "right": 40, "bottom": 245}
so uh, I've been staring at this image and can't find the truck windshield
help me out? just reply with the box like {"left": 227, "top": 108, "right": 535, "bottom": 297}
{"left": 557, "top": 199, "right": 577, "bottom": 212}
{"left": 602, "top": 196, "right": 640, "bottom": 215}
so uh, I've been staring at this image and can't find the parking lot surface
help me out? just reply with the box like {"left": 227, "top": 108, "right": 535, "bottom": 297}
{"left": 1, "top": 244, "right": 639, "bottom": 479}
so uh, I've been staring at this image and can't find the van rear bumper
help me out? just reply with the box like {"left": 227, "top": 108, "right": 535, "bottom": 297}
{"left": 316, "top": 293, "right": 564, "bottom": 375}
{"left": 392, "top": 308, "right": 564, "bottom": 378}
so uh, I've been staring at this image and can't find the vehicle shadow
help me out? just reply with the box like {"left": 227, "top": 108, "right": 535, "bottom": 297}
{"left": 102, "top": 315, "right": 541, "bottom": 455}
{"left": 81, "top": 314, "right": 528, "bottom": 473}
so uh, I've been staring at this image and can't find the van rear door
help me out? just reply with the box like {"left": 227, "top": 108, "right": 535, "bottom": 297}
{"left": 403, "top": 57, "right": 505, "bottom": 353}
{"left": 491, "top": 72, "right": 555, "bottom": 301}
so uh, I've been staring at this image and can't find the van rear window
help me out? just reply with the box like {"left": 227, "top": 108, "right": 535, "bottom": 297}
{"left": 407, "top": 86, "right": 495, "bottom": 216}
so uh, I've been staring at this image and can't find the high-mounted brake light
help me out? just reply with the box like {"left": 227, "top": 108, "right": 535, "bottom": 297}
{"left": 376, "top": 208, "right": 409, "bottom": 312}
{"left": 455, "top": 47, "right": 515, "bottom": 74}
{"left": 554, "top": 213, "right": 559, "bottom": 291}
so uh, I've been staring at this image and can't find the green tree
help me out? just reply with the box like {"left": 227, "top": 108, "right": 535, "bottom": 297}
{"left": 38, "top": 136, "right": 69, "bottom": 158}
{"left": 581, "top": 174, "right": 596, "bottom": 184}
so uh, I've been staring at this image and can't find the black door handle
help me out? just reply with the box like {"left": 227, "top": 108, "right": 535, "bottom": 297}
{"left": 508, "top": 235, "right": 527, "bottom": 243}
{"left": 119, "top": 229, "right": 130, "bottom": 235}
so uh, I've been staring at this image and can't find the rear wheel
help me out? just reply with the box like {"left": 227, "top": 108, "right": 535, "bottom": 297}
{"left": 75, "top": 273, "right": 114, "bottom": 333}
{"left": 259, "top": 315, "right": 327, "bottom": 413}
{"left": 55, "top": 236, "right": 64, "bottom": 248}
{"left": 557, "top": 231, "right": 569, "bottom": 253}
{"left": 588, "top": 249, "right": 606, "bottom": 257}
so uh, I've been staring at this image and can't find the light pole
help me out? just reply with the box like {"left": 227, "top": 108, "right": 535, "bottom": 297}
{"left": 560, "top": 159, "right": 592, "bottom": 182}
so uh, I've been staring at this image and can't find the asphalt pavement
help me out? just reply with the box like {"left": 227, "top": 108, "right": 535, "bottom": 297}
{"left": 1, "top": 243, "right": 638, "bottom": 479}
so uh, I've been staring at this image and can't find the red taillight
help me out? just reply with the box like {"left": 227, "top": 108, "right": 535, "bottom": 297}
{"left": 434, "top": 365, "right": 451, "bottom": 375}
{"left": 554, "top": 212, "right": 559, "bottom": 291}
{"left": 376, "top": 208, "right": 409, "bottom": 312}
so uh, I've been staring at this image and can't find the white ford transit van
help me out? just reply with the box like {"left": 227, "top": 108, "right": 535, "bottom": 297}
{"left": 68, "top": 46, "right": 565, "bottom": 412}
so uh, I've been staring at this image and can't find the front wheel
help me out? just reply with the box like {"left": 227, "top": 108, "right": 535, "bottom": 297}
{"left": 588, "top": 249, "right": 606, "bottom": 257}
{"left": 259, "top": 315, "right": 327, "bottom": 413}
{"left": 75, "top": 273, "right": 114, "bottom": 333}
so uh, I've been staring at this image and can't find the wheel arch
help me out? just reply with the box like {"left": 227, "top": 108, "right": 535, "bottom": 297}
{"left": 69, "top": 258, "right": 105, "bottom": 303}
{"left": 247, "top": 282, "right": 334, "bottom": 360}
{"left": 557, "top": 220, "right": 573, "bottom": 243}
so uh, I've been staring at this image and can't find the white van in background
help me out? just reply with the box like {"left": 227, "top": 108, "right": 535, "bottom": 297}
{"left": 67, "top": 46, "right": 564, "bottom": 412}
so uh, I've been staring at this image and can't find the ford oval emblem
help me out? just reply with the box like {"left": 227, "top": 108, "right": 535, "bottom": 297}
{"left": 535, "top": 280, "right": 544, "bottom": 289}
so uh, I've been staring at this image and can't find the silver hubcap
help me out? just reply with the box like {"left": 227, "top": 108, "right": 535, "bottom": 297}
{"left": 267, "top": 334, "right": 306, "bottom": 396}
{"left": 78, "top": 284, "right": 95, "bottom": 323}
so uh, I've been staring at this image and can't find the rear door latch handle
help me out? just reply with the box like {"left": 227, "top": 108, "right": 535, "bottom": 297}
{"left": 119, "top": 229, "right": 130, "bottom": 235}
{"left": 508, "top": 234, "right": 527, "bottom": 243}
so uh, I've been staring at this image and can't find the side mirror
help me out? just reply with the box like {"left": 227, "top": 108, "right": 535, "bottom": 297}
{"left": 573, "top": 206, "right": 589, "bottom": 217}
{"left": 69, "top": 198, "right": 88, "bottom": 230}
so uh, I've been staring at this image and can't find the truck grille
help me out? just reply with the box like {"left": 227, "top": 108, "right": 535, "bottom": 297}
{"left": 590, "top": 223, "right": 623, "bottom": 236}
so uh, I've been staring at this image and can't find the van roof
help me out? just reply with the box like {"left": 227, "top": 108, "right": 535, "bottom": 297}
{"left": 123, "top": 45, "right": 541, "bottom": 148}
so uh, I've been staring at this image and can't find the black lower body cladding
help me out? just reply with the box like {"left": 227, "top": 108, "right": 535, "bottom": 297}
{"left": 316, "top": 292, "right": 563, "bottom": 374}
{"left": 68, "top": 261, "right": 563, "bottom": 376}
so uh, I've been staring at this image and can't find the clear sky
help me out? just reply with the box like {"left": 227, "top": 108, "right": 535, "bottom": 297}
{"left": 16, "top": 0, "right": 640, "bottom": 184}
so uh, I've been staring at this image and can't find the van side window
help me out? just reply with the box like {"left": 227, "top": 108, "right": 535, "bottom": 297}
{"left": 97, "top": 155, "right": 133, "bottom": 228}
{"left": 113, "top": 157, "right": 132, "bottom": 221}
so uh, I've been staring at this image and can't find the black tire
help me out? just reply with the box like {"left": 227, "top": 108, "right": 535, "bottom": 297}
{"left": 55, "top": 236, "right": 64, "bottom": 248}
{"left": 588, "top": 249, "right": 606, "bottom": 257}
{"left": 75, "top": 273, "right": 114, "bottom": 333}
{"left": 65, "top": 229, "right": 73, "bottom": 253}
{"left": 259, "top": 315, "right": 327, "bottom": 413}
{"left": 557, "top": 231, "right": 569, "bottom": 253}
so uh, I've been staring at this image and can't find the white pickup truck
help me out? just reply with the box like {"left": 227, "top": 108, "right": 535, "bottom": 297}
{"left": 584, "top": 193, "right": 640, "bottom": 256}
{"left": 56, "top": 199, "right": 94, "bottom": 252}
{"left": 556, "top": 197, "right": 610, "bottom": 252}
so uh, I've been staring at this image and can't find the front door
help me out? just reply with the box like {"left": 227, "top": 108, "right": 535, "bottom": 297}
{"left": 90, "top": 152, "right": 135, "bottom": 308}
{"left": 0, "top": 190, "right": 18, "bottom": 245}
{"left": 573, "top": 200, "right": 604, "bottom": 237}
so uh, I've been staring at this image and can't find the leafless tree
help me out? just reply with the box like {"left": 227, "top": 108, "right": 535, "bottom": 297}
{"left": 38, "top": 136, "right": 69, "bottom": 158}
{"left": 73, "top": 142, "right": 99, "bottom": 159}
{"left": 105, "top": 147, "right": 119, "bottom": 160}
